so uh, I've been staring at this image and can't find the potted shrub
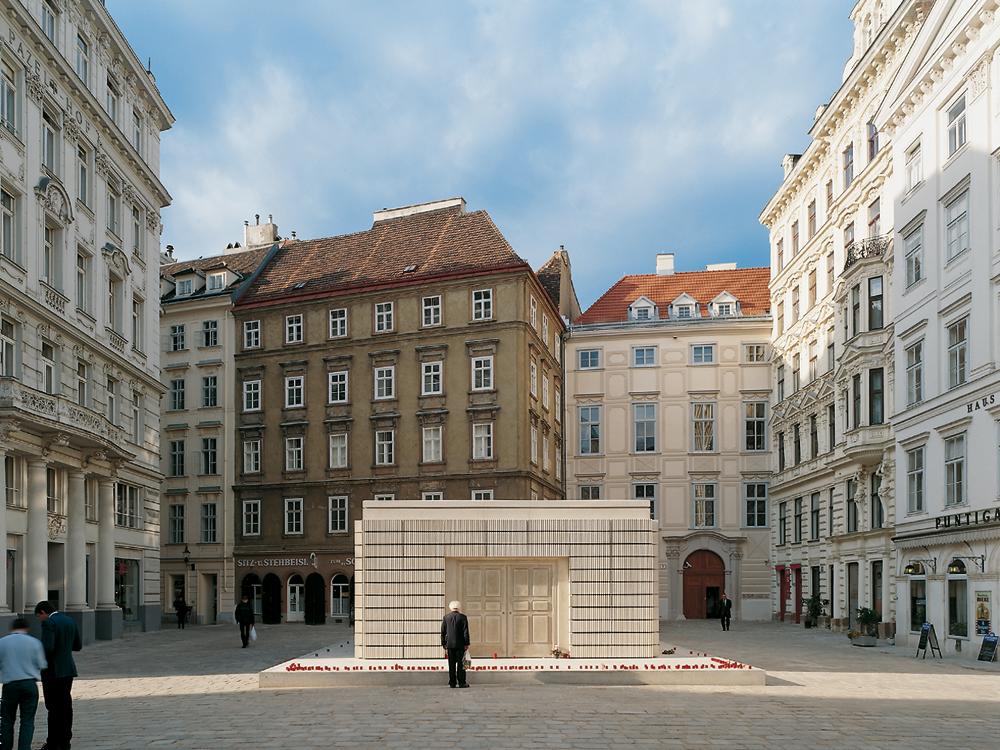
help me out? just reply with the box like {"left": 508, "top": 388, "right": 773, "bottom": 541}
{"left": 803, "top": 594, "right": 824, "bottom": 629}
{"left": 850, "top": 607, "right": 880, "bottom": 647}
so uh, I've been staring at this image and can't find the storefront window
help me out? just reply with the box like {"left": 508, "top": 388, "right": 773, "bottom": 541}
{"left": 909, "top": 579, "right": 926, "bottom": 633}
{"left": 115, "top": 558, "right": 140, "bottom": 622}
{"left": 948, "top": 577, "right": 968, "bottom": 638}
{"left": 331, "top": 574, "right": 350, "bottom": 616}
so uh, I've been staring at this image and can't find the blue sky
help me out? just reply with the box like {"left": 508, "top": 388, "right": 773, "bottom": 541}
{"left": 109, "top": 1, "right": 852, "bottom": 309}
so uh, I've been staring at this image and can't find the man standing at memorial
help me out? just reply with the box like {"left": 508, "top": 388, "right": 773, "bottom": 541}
{"left": 441, "top": 600, "right": 470, "bottom": 688}
{"left": 34, "top": 600, "right": 82, "bottom": 750}
{"left": 720, "top": 592, "right": 733, "bottom": 631}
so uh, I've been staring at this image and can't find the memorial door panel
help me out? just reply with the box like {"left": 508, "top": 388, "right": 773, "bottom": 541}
{"left": 508, "top": 564, "right": 554, "bottom": 657}
{"left": 462, "top": 564, "right": 505, "bottom": 658}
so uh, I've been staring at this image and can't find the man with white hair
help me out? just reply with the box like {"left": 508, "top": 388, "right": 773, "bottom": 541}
{"left": 441, "top": 600, "right": 471, "bottom": 688}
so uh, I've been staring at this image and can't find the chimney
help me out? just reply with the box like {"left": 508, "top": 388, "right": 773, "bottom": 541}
{"left": 705, "top": 262, "right": 737, "bottom": 271}
{"left": 159, "top": 244, "right": 175, "bottom": 265}
{"left": 242, "top": 214, "right": 279, "bottom": 250}
{"left": 656, "top": 253, "right": 675, "bottom": 276}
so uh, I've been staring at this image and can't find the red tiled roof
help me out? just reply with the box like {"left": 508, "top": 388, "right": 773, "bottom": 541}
{"left": 160, "top": 246, "right": 272, "bottom": 279}
{"left": 236, "top": 204, "right": 530, "bottom": 306}
{"left": 578, "top": 267, "right": 771, "bottom": 324}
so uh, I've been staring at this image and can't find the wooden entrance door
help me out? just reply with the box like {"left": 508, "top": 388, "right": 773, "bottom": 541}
{"left": 682, "top": 550, "right": 726, "bottom": 619}
{"left": 460, "top": 562, "right": 557, "bottom": 658}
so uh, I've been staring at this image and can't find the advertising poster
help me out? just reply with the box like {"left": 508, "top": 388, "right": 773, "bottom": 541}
{"left": 976, "top": 591, "right": 992, "bottom": 636}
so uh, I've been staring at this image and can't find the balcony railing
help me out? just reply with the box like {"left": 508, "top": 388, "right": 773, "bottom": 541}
{"left": 0, "top": 377, "right": 125, "bottom": 447}
{"left": 844, "top": 235, "right": 890, "bottom": 272}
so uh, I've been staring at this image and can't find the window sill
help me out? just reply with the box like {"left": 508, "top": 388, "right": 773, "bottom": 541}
{"left": 943, "top": 142, "right": 969, "bottom": 169}
{"left": 944, "top": 248, "right": 970, "bottom": 267}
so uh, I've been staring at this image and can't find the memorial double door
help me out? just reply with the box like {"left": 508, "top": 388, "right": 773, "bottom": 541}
{"left": 460, "top": 562, "right": 556, "bottom": 658}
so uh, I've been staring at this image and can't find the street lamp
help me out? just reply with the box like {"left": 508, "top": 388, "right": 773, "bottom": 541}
{"left": 183, "top": 544, "right": 194, "bottom": 571}
{"left": 903, "top": 559, "right": 936, "bottom": 575}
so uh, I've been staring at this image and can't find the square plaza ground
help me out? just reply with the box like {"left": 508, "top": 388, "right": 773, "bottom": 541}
{"left": 63, "top": 620, "right": 1000, "bottom": 749}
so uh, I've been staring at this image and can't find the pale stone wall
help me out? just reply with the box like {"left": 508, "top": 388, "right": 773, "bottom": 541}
{"left": 355, "top": 501, "right": 659, "bottom": 659}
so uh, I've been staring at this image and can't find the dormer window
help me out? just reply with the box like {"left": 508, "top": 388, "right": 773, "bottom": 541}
{"left": 634, "top": 306, "right": 652, "bottom": 320}
{"left": 716, "top": 303, "right": 733, "bottom": 317}
{"left": 710, "top": 291, "right": 739, "bottom": 318}
{"left": 176, "top": 279, "right": 193, "bottom": 297}
{"left": 206, "top": 273, "right": 225, "bottom": 292}
{"left": 675, "top": 305, "right": 693, "bottom": 319}
{"left": 628, "top": 296, "right": 657, "bottom": 322}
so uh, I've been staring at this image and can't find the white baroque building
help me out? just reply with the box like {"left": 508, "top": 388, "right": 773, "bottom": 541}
{"left": 760, "top": 0, "right": 926, "bottom": 633}
{"left": 880, "top": 0, "right": 1000, "bottom": 658}
{"left": 0, "top": 0, "right": 172, "bottom": 640}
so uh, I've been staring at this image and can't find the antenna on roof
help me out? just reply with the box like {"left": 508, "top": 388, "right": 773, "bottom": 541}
{"left": 255, "top": 214, "right": 260, "bottom": 226}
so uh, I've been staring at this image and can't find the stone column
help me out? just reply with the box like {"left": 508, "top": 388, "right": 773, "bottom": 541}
{"left": 24, "top": 458, "right": 48, "bottom": 610}
{"left": 0, "top": 448, "right": 8, "bottom": 613}
{"left": 95, "top": 477, "right": 121, "bottom": 640}
{"left": 65, "top": 471, "right": 95, "bottom": 643}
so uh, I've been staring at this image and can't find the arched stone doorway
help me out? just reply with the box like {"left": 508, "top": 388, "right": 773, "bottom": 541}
{"left": 304, "top": 572, "right": 326, "bottom": 625}
{"left": 261, "top": 573, "right": 281, "bottom": 624}
{"left": 241, "top": 573, "right": 262, "bottom": 620}
{"left": 683, "top": 550, "right": 726, "bottom": 619}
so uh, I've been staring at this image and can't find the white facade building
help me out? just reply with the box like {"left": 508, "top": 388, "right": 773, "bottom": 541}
{"left": 880, "top": 0, "right": 1000, "bottom": 658}
{"left": 158, "top": 229, "right": 274, "bottom": 625}
{"left": 0, "top": 0, "right": 172, "bottom": 640}
{"left": 760, "top": 0, "right": 924, "bottom": 633}
{"left": 566, "top": 257, "right": 773, "bottom": 622}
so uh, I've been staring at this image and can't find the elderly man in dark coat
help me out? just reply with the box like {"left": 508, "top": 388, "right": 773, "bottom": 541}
{"left": 441, "top": 600, "right": 470, "bottom": 688}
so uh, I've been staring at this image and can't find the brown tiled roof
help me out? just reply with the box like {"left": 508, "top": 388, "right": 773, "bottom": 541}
{"left": 236, "top": 204, "right": 529, "bottom": 306}
{"left": 160, "top": 246, "right": 272, "bottom": 279}
{"left": 578, "top": 267, "right": 771, "bottom": 324}
{"left": 535, "top": 255, "right": 563, "bottom": 309}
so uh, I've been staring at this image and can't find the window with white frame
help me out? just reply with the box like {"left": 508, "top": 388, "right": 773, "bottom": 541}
{"left": 579, "top": 406, "right": 601, "bottom": 454}
{"left": 201, "top": 503, "right": 217, "bottom": 543}
{"left": 422, "top": 492, "right": 443, "bottom": 502}
{"left": 168, "top": 504, "right": 184, "bottom": 544}
{"left": 578, "top": 349, "right": 600, "bottom": 369}
{"left": 744, "top": 344, "right": 766, "bottom": 363}
{"left": 421, "top": 361, "right": 443, "bottom": 395}
{"left": 115, "top": 482, "right": 141, "bottom": 529}
{"left": 329, "top": 433, "right": 348, "bottom": 469}
{"left": 555, "top": 387, "right": 561, "bottom": 419}
{"left": 174, "top": 278, "right": 193, "bottom": 298}
{"left": 472, "top": 356, "right": 493, "bottom": 390}
{"left": 422, "top": 425, "right": 443, "bottom": 463}
{"left": 328, "top": 371, "right": 348, "bottom": 403}
{"left": 41, "top": 110, "right": 58, "bottom": 173}
{"left": 242, "top": 379, "right": 261, "bottom": 411}
{"left": 947, "top": 95, "right": 966, "bottom": 156}
{"left": 906, "top": 445, "right": 924, "bottom": 513}
{"left": 242, "top": 499, "right": 260, "bottom": 536}
{"left": 40, "top": 341, "right": 56, "bottom": 394}
{"left": 947, "top": 318, "right": 968, "bottom": 388}
{"left": 472, "top": 289, "right": 493, "bottom": 320}
{"left": 375, "top": 430, "right": 394, "bottom": 465}
{"left": 76, "top": 361, "right": 88, "bottom": 406}
{"left": 691, "top": 344, "right": 715, "bottom": 364}
{"left": 243, "top": 439, "right": 261, "bottom": 474}
{"left": 674, "top": 304, "right": 694, "bottom": 319}
{"left": 422, "top": 295, "right": 442, "bottom": 327}
{"left": 284, "top": 436, "right": 304, "bottom": 471}
{"left": 201, "top": 375, "right": 217, "bottom": 408}
{"left": 580, "top": 485, "right": 601, "bottom": 500}
{"left": 106, "top": 375, "right": 117, "bottom": 423}
{"left": 744, "top": 482, "right": 767, "bottom": 527}
{"left": 904, "top": 224, "right": 923, "bottom": 287}
{"left": 693, "top": 483, "right": 717, "bottom": 528}
{"left": 530, "top": 296, "right": 538, "bottom": 328}
{"left": 284, "top": 375, "right": 304, "bottom": 408}
{"left": 329, "top": 308, "right": 347, "bottom": 338}
{"left": 905, "top": 341, "right": 923, "bottom": 406}
{"left": 374, "top": 493, "right": 395, "bottom": 502}
{"left": 530, "top": 425, "right": 538, "bottom": 464}
{"left": 131, "top": 205, "right": 143, "bottom": 254}
{"left": 542, "top": 316, "right": 549, "bottom": 344}
{"left": 905, "top": 141, "right": 922, "bottom": 192}
{"left": 374, "top": 366, "right": 395, "bottom": 399}
{"left": 633, "top": 346, "right": 656, "bottom": 367}
{"left": 1, "top": 189, "right": 16, "bottom": 261}
{"left": 0, "top": 62, "right": 14, "bottom": 135}
{"left": 634, "top": 483, "right": 656, "bottom": 519}
{"left": 472, "top": 489, "right": 494, "bottom": 501}
{"left": 285, "top": 314, "right": 303, "bottom": 343}
{"left": 691, "top": 402, "right": 716, "bottom": 452}
{"left": 542, "top": 376, "right": 550, "bottom": 409}
{"left": 328, "top": 496, "right": 348, "bottom": 533}
{"left": 106, "top": 184, "right": 120, "bottom": 236}
{"left": 284, "top": 498, "right": 303, "bottom": 535}
{"left": 76, "top": 145, "right": 90, "bottom": 205}
{"left": 542, "top": 434, "right": 550, "bottom": 472}
{"left": 374, "top": 301, "right": 393, "bottom": 332}
{"left": 201, "top": 437, "right": 218, "bottom": 475}
{"left": 206, "top": 272, "right": 224, "bottom": 292}
{"left": 169, "top": 378, "right": 185, "bottom": 411}
{"left": 715, "top": 301, "right": 734, "bottom": 317}
{"left": 473, "top": 423, "right": 494, "bottom": 460}
{"left": 243, "top": 320, "right": 261, "bottom": 349}
{"left": 105, "top": 74, "right": 119, "bottom": 122}
{"left": 530, "top": 361, "right": 538, "bottom": 397}
{"left": 945, "top": 191, "right": 969, "bottom": 261}
{"left": 945, "top": 433, "right": 966, "bottom": 506}
{"left": 40, "top": 2, "right": 56, "bottom": 42}
{"left": 744, "top": 401, "right": 767, "bottom": 451}
{"left": 633, "top": 403, "right": 656, "bottom": 452}
{"left": 45, "top": 467, "right": 64, "bottom": 514}
{"left": 168, "top": 440, "right": 185, "bottom": 477}
{"left": 201, "top": 319, "right": 218, "bottom": 347}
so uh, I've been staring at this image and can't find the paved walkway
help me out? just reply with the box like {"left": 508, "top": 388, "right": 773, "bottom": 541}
{"left": 48, "top": 620, "right": 1000, "bottom": 748}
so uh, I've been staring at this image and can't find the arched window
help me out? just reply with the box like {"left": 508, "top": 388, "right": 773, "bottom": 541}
{"left": 331, "top": 574, "right": 350, "bottom": 616}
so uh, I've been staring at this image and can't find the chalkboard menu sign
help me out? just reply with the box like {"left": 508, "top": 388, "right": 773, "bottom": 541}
{"left": 915, "top": 622, "right": 943, "bottom": 659}
{"left": 978, "top": 633, "right": 998, "bottom": 663}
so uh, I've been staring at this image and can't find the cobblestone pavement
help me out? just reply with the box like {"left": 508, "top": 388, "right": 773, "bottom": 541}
{"left": 53, "top": 619, "right": 1000, "bottom": 749}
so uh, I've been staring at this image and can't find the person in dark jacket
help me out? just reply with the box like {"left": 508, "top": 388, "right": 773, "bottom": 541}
{"left": 441, "top": 600, "right": 470, "bottom": 688}
{"left": 720, "top": 592, "right": 733, "bottom": 631}
{"left": 34, "top": 600, "right": 81, "bottom": 750}
{"left": 173, "top": 596, "right": 189, "bottom": 629}
{"left": 234, "top": 595, "right": 255, "bottom": 648}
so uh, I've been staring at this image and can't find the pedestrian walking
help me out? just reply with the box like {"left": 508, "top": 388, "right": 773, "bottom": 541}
{"left": 34, "top": 600, "right": 81, "bottom": 750}
{"left": 441, "top": 600, "right": 470, "bottom": 688}
{"left": 234, "top": 594, "right": 255, "bottom": 648}
{"left": 173, "top": 595, "right": 189, "bottom": 629}
{"left": 0, "top": 618, "right": 46, "bottom": 750}
{"left": 720, "top": 592, "right": 733, "bottom": 631}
